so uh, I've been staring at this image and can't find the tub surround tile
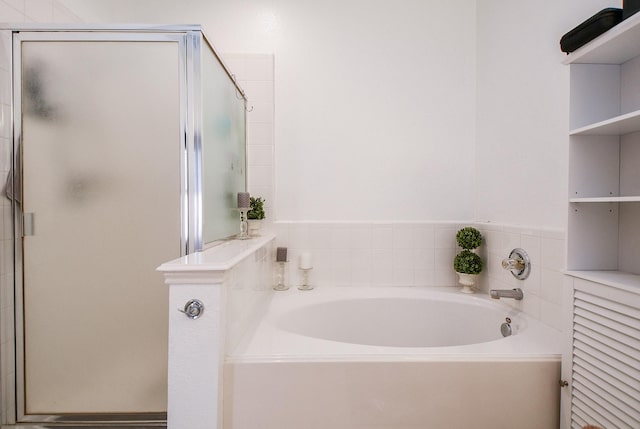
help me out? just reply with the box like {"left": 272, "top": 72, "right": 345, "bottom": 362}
{"left": 247, "top": 122, "right": 274, "bottom": 145}
{"left": 434, "top": 268, "right": 456, "bottom": 287}
{"left": 371, "top": 249, "right": 393, "bottom": 286}
{"left": 330, "top": 249, "right": 352, "bottom": 286}
{"left": 392, "top": 224, "right": 415, "bottom": 249}
{"left": 247, "top": 144, "right": 273, "bottom": 167}
{"left": 520, "top": 233, "right": 542, "bottom": 263}
{"left": 239, "top": 80, "right": 274, "bottom": 103}
{"left": 307, "top": 224, "right": 332, "bottom": 249}
{"left": 540, "top": 300, "right": 563, "bottom": 332}
{"left": 540, "top": 268, "right": 564, "bottom": 305}
{"left": 371, "top": 225, "right": 393, "bottom": 249}
{"left": 351, "top": 249, "right": 373, "bottom": 285}
{"left": 222, "top": 53, "right": 275, "bottom": 236}
{"left": 521, "top": 264, "right": 542, "bottom": 297}
{"left": 246, "top": 101, "right": 274, "bottom": 124}
{"left": 434, "top": 226, "right": 458, "bottom": 249}
{"left": 414, "top": 225, "right": 435, "bottom": 249}
{"left": 275, "top": 221, "right": 566, "bottom": 331}
{"left": 414, "top": 248, "right": 434, "bottom": 268}
{"left": 414, "top": 267, "right": 435, "bottom": 286}
{"left": 329, "top": 225, "right": 351, "bottom": 250}
{"left": 349, "top": 225, "right": 372, "bottom": 250}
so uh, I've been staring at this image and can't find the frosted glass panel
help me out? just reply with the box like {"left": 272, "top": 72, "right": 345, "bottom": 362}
{"left": 202, "top": 43, "right": 246, "bottom": 244}
{"left": 21, "top": 40, "right": 181, "bottom": 413}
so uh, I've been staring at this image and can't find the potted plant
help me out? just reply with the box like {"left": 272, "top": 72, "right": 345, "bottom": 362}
{"left": 246, "top": 196, "right": 265, "bottom": 237}
{"left": 453, "top": 227, "right": 483, "bottom": 293}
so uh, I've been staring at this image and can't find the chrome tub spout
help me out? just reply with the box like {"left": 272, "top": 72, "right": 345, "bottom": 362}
{"left": 490, "top": 288, "right": 523, "bottom": 300}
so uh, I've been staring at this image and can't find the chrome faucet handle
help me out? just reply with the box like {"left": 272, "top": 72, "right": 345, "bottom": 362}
{"left": 502, "top": 248, "right": 531, "bottom": 280}
{"left": 501, "top": 257, "right": 524, "bottom": 271}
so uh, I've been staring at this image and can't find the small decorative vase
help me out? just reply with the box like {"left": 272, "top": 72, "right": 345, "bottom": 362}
{"left": 247, "top": 219, "right": 263, "bottom": 237}
{"left": 457, "top": 272, "right": 477, "bottom": 294}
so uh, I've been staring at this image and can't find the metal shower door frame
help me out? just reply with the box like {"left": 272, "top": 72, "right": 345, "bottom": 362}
{"left": 7, "top": 26, "right": 201, "bottom": 426}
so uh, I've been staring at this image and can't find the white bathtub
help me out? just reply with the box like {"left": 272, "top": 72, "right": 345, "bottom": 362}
{"left": 224, "top": 287, "right": 563, "bottom": 429}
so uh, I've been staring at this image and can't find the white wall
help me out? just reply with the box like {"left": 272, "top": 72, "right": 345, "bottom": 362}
{"left": 59, "top": 0, "right": 478, "bottom": 222}
{"left": 272, "top": 0, "right": 477, "bottom": 221}
{"left": 475, "top": 0, "right": 619, "bottom": 229}
{"left": 59, "top": 0, "right": 624, "bottom": 229}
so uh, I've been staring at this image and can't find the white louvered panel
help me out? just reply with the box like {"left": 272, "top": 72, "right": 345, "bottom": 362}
{"left": 571, "top": 412, "right": 587, "bottom": 429}
{"left": 574, "top": 335, "right": 640, "bottom": 378}
{"left": 574, "top": 314, "right": 640, "bottom": 352}
{"left": 574, "top": 321, "right": 640, "bottom": 363}
{"left": 574, "top": 302, "right": 640, "bottom": 339}
{"left": 573, "top": 374, "right": 640, "bottom": 422}
{"left": 572, "top": 396, "right": 631, "bottom": 429}
{"left": 571, "top": 282, "right": 640, "bottom": 429}
{"left": 574, "top": 303, "right": 640, "bottom": 331}
{"left": 574, "top": 355, "right": 639, "bottom": 400}
{"left": 575, "top": 290, "right": 640, "bottom": 320}
{"left": 571, "top": 412, "right": 588, "bottom": 429}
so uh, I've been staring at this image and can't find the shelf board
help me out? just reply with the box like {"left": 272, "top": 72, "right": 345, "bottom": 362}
{"left": 570, "top": 109, "right": 640, "bottom": 136}
{"left": 566, "top": 270, "right": 640, "bottom": 294}
{"left": 564, "top": 12, "right": 640, "bottom": 65}
{"left": 569, "top": 196, "right": 640, "bottom": 203}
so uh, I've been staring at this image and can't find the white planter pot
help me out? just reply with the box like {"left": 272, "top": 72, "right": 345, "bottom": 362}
{"left": 457, "top": 272, "right": 478, "bottom": 294}
{"left": 247, "top": 219, "right": 263, "bottom": 237}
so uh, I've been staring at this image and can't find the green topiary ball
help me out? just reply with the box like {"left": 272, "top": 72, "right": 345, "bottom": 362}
{"left": 453, "top": 250, "right": 483, "bottom": 274}
{"left": 456, "top": 227, "right": 483, "bottom": 250}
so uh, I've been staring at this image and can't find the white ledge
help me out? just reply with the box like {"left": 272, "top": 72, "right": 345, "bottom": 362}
{"left": 158, "top": 234, "right": 275, "bottom": 273}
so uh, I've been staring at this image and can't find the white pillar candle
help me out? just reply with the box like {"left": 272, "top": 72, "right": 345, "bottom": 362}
{"left": 299, "top": 252, "right": 313, "bottom": 269}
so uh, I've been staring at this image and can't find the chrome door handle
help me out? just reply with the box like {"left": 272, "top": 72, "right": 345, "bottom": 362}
{"left": 178, "top": 299, "right": 204, "bottom": 319}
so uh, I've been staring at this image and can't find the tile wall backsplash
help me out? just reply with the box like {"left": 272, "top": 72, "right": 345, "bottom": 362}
{"left": 222, "top": 54, "right": 274, "bottom": 223}
{"left": 478, "top": 222, "right": 565, "bottom": 331}
{"left": 273, "top": 221, "right": 566, "bottom": 332}
{"left": 0, "top": 2, "right": 81, "bottom": 423}
{"left": 224, "top": 239, "right": 275, "bottom": 354}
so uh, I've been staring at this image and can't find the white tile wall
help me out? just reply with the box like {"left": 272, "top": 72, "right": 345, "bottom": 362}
{"left": 274, "top": 220, "right": 566, "bottom": 332}
{"left": 224, "top": 239, "right": 275, "bottom": 354}
{"left": 222, "top": 53, "right": 275, "bottom": 227}
{"left": 478, "top": 222, "right": 565, "bottom": 332}
{"left": 0, "top": 2, "right": 81, "bottom": 424}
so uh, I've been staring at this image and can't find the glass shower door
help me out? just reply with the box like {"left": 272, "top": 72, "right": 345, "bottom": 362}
{"left": 18, "top": 35, "right": 183, "bottom": 416}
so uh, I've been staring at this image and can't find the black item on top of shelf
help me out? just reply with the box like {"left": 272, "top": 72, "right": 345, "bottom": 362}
{"left": 624, "top": 0, "right": 640, "bottom": 19}
{"left": 560, "top": 8, "right": 623, "bottom": 54}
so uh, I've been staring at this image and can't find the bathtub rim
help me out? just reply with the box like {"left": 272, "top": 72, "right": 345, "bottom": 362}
{"left": 226, "top": 286, "right": 564, "bottom": 364}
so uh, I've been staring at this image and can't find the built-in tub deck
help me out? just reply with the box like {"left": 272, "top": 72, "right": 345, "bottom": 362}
{"left": 224, "top": 287, "right": 563, "bottom": 429}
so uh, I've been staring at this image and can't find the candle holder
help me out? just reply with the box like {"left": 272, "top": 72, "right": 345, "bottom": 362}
{"left": 298, "top": 268, "right": 314, "bottom": 291}
{"left": 274, "top": 261, "right": 289, "bottom": 291}
{"left": 273, "top": 247, "right": 289, "bottom": 291}
{"left": 298, "top": 252, "right": 314, "bottom": 290}
{"left": 237, "top": 209, "right": 250, "bottom": 240}
{"left": 236, "top": 192, "right": 251, "bottom": 240}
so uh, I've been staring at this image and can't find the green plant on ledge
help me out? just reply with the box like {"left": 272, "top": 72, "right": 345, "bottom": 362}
{"left": 453, "top": 226, "right": 483, "bottom": 275}
{"left": 456, "top": 226, "right": 483, "bottom": 250}
{"left": 247, "top": 197, "right": 265, "bottom": 220}
{"left": 453, "top": 250, "right": 483, "bottom": 275}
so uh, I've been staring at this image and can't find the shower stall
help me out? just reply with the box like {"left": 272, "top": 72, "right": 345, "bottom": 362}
{"left": 0, "top": 25, "right": 246, "bottom": 425}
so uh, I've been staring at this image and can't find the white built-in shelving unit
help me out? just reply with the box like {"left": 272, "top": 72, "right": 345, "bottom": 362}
{"left": 565, "top": 12, "right": 640, "bottom": 292}
{"left": 564, "top": 15, "right": 640, "bottom": 429}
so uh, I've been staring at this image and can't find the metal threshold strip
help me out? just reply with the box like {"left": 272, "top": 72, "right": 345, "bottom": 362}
{"left": 10, "top": 413, "right": 166, "bottom": 428}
